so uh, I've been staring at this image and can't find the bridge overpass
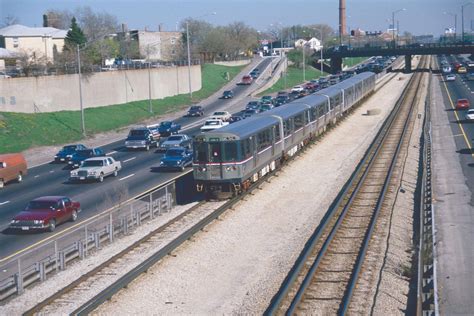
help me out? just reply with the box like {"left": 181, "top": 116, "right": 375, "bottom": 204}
{"left": 321, "top": 43, "right": 474, "bottom": 73}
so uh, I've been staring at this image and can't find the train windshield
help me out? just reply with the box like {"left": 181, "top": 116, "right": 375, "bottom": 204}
{"left": 193, "top": 141, "right": 238, "bottom": 163}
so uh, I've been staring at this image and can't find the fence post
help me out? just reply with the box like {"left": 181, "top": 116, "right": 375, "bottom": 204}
{"left": 59, "top": 252, "right": 65, "bottom": 270}
{"left": 109, "top": 212, "right": 114, "bottom": 243}
{"left": 39, "top": 261, "right": 46, "bottom": 282}
{"left": 54, "top": 240, "right": 59, "bottom": 272}
{"left": 94, "top": 232, "right": 100, "bottom": 249}
{"left": 78, "top": 240, "right": 84, "bottom": 259}
{"left": 85, "top": 224, "right": 88, "bottom": 257}
{"left": 149, "top": 193, "right": 154, "bottom": 219}
{"left": 16, "top": 259, "right": 23, "bottom": 295}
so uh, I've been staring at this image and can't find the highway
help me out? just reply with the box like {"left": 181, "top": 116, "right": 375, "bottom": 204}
{"left": 0, "top": 57, "right": 273, "bottom": 260}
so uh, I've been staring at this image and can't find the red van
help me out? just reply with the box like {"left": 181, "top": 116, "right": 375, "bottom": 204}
{"left": 0, "top": 153, "right": 28, "bottom": 188}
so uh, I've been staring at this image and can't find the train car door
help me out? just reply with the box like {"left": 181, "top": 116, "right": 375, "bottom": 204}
{"left": 251, "top": 136, "right": 258, "bottom": 168}
{"left": 209, "top": 141, "right": 223, "bottom": 178}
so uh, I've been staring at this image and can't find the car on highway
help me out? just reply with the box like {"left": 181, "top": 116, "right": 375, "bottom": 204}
{"left": 159, "top": 134, "right": 192, "bottom": 151}
{"left": 249, "top": 70, "right": 259, "bottom": 79}
{"left": 200, "top": 119, "right": 229, "bottom": 132}
{"left": 222, "top": 90, "right": 234, "bottom": 99}
{"left": 442, "top": 66, "right": 452, "bottom": 73}
{"left": 457, "top": 66, "right": 467, "bottom": 74}
{"left": 445, "top": 74, "right": 456, "bottom": 81}
{"left": 69, "top": 157, "right": 122, "bottom": 182}
{"left": 54, "top": 144, "right": 88, "bottom": 163}
{"left": 291, "top": 85, "right": 304, "bottom": 93}
{"left": 243, "top": 108, "right": 260, "bottom": 118}
{"left": 158, "top": 147, "right": 193, "bottom": 171}
{"left": 456, "top": 98, "right": 470, "bottom": 110}
{"left": 229, "top": 115, "right": 244, "bottom": 124}
{"left": 274, "top": 94, "right": 290, "bottom": 107}
{"left": 9, "top": 196, "right": 80, "bottom": 232}
{"left": 318, "top": 77, "right": 330, "bottom": 88}
{"left": 210, "top": 111, "right": 232, "bottom": 122}
{"left": 246, "top": 101, "right": 260, "bottom": 110}
{"left": 465, "top": 109, "right": 474, "bottom": 121}
{"left": 158, "top": 121, "right": 181, "bottom": 137}
{"left": 260, "top": 95, "right": 273, "bottom": 104}
{"left": 239, "top": 75, "right": 253, "bottom": 85}
{"left": 0, "top": 153, "right": 27, "bottom": 189}
{"left": 186, "top": 105, "right": 204, "bottom": 117}
{"left": 68, "top": 147, "right": 106, "bottom": 168}
{"left": 259, "top": 103, "right": 274, "bottom": 112}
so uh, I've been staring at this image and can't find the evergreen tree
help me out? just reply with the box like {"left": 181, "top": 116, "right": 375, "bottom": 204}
{"left": 65, "top": 17, "right": 86, "bottom": 47}
{"left": 42, "top": 14, "right": 48, "bottom": 27}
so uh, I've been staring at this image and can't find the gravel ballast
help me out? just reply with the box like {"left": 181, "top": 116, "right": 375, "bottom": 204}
{"left": 93, "top": 72, "right": 412, "bottom": 314}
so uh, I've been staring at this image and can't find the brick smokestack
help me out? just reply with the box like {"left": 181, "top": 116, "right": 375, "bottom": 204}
{"left": 339, "top": 0, "right": 347, "bottom": 36}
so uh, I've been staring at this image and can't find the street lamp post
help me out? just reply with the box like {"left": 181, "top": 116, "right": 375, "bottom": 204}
{"left": 392, "top": 8, "right": 406, "bottom": 47}
{"left": 76, "top": 44, "right": 86, "bottom": 137}
{"left": 444, "top": 12, "right": 458, "bottom": 42}
{"left": 302, "top": 44, "right": 306, "bottom": 82}
{"left": 461, "top": 2, "right": 473, "bottom": 43}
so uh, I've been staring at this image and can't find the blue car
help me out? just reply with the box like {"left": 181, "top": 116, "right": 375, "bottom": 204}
{"left": 68, "top": 148, "right": 106, "bottom": 168}
{"left": 54, "top": 144, "right": 87, "bottom": 163}
{"left": 159, "top": 147, "right": 193, "bottom": 171}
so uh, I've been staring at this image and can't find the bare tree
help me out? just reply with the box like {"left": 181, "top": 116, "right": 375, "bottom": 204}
{"left": 74, "top": 6, "right": 119, "bottom": 42}
{"left": 1, "top": 15, "right": 19, "bottom": 27}
{"left": 44, "top": 10, "right": 73, "bottom": 29}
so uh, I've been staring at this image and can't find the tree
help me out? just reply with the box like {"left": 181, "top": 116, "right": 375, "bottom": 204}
{"left": 43, "top": 9, "right": 73, "bottom": 29}
{"left": 1, "top": 15, "right": 19, "bottom": 27}
{"left": 74, "top": 6, "right": 119, "bottom": 42}
{"left": 65, "top": 17, "right": 86, "bottom": 47}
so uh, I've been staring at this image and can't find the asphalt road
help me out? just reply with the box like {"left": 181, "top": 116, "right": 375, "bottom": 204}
{"left": 0, "top": 57, "right": 273, "bottom": 260}
{"left": 433, "top": 55, "right": 474, "bottom": 314}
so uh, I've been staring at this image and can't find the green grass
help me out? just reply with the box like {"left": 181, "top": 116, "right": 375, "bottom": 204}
{"left": 259, "top": 66, "right": 325, "bottom": 95}
{"left": 343, "top": 57, "right": 367, "bottom": 68}
{"left": 0, "top": 63, "right": 245, "bottom": 154}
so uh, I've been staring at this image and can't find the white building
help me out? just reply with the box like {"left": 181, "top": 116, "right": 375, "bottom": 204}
{"left": 294, "top": 37, "right": 322, "bottom": 51}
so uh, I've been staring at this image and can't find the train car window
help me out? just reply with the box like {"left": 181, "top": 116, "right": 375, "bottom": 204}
{"left": 310, "top": 107, "right": 317, "bottom": 121}
{"left": 304, "top": 110, "right": 310, "bottom": 124}
{"left": 274, "top": 124, "right": 281, "bottom": 141}
{"left": 223, "top": 142, "right": 238, "bottom": 162}
{"left": 209, "top": 142, "right": 222, "bottom": 163}
{"left": 194, "top": 142, "right": 208, "bottom": 163}
{"left": 283, "top": 119, "right": 291, "bottom": 137}
{"left": 294, "top": 114, "right": 304, "bottom": 129}
{"left": 241, "top": 138, "right": 252, "bottom": 159}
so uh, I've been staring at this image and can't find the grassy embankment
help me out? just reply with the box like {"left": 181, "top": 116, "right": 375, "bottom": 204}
{"left": 0, "top": 63, "right": 245, "bottom": 154}
{"left": 260, "top": 56, "right": 369, "bottom": 95}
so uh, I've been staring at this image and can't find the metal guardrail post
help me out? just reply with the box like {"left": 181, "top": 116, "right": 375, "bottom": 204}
{"left": 85, "top": 225, "right": 89, "bottom": 257}
{"left": 149, "top": 193, "right": 154, "bottom": 219}
{"left": 94, "top": 232, "right": 100, "bottom": 249}
{"left": 39, "top": 262, "right": 46, "bottom": 282}
{"left": 78, "top": 240, "right": 84, "bottom": 259}
{"left": 54, "top": 240, "right": 59, "bottom": 272}
{"left": 59, "top": 252, "right": 65, "bottom": 270}
{"left": 109, "top": 213, "right": 114, "bottom": 243}
{"left": 16, "top": 259, "right": 23, "bottom": 295}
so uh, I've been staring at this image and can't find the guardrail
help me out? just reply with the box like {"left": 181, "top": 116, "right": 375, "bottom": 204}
{"left": 0, "top": 181, "right": 176, "bottom": 302}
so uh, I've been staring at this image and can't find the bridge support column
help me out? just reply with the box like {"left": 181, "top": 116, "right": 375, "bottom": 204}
{"left": 330, "top": 57, "right": 342, "bottom": 74}
{"left": 405, "top": 55, "right": 412, "bottom": 73}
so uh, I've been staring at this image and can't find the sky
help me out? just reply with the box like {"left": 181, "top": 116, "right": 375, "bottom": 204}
{"left": 1, "top": 0, "right": 472, "bottom": 36}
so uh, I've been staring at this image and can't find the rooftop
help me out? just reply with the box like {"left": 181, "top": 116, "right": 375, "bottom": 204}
{"left": 0, "top": 24, "right": 68, "bottom": 38}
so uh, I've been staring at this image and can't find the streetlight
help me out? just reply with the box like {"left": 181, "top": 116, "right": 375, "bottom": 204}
{"left": 185, "top": 12, "right": 216, "bottom": 100}
{"left": 145, "top": 42, "right": 160, "bottom": 114}
{"left": 392, "top": 8, "right": 406, "bottom": 47}
{"left": 76, "top": 44, "right": 86, "bottom": 137}
{"left": 461, "top": 2, "right": 473, "bottom": 43}
{"left": 444, "top": 12, "right": 458, "bottom": 42}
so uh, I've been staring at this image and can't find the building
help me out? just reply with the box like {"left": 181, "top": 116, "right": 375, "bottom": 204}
{"left": 116, "top": 26, "right": 182, "bottom": 61}
{"left": 295, "top": 37, "right": 322, "bottom": 51}
{"left": 0, "top": 24, "right": 67, "bottom": 63}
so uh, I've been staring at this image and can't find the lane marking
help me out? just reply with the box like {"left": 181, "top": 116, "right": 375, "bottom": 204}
{"left": 0, "top": 201, "right": 10, "bottom": 206}
{"left": 107, "top": 151, "right": 117, "bottom": 155}
{"left": 123, "top": 157, "right": 136, "bottom": 163}
{"left": 119, "top": 174, "right": 135, "bottom": 181}
{"left": 441, "top": 79, "right": 474, "bottom": 159}
{"left": 34, "top": 175, "right": 40, "bottom": 178}
{"left": 49, "top": 170, "right": 54, "bottom": 173}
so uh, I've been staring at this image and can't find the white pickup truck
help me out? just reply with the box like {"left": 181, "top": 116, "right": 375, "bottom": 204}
{"left": 209, "top": 111, "right": 232, "bottom": 122}
{"left": 200, "top": 119, "right": 229, "bottom": 132}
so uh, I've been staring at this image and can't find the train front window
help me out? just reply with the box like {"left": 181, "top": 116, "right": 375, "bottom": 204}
{"left": 209, "top": 142, "right": 222, "bottom": 163}
{"left": 194, "top": 142, "right": 208, "bottom": 163}
{"left": 223, "top": 142, "right": 238, "bottom": 162}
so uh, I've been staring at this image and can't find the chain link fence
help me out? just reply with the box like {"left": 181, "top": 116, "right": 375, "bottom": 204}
{"left": 0, "top": 182, "right": 176, "bottom": 302}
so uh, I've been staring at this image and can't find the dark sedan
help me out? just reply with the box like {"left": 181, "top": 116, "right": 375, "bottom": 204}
{"left": 186, "top": 105, "right": 204, "bottom": 117}
{"left": 68, "top": 148, "right": 106, "bottom": 168}
{"left": 9, "top": 196, "right": 80, "bottom": 232}
{"left": 222, "top": 90, "right": 234, "bottom": 99}
{"left": 158, "top": 147, "right": 193, "bottom": 171}
{"left": 54, "top": 144, "right": 87, "bottom": 163}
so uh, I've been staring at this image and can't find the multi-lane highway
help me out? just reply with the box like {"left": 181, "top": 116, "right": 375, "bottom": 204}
{"left": 0, "top": 57, "right": 273, "bottom": 260}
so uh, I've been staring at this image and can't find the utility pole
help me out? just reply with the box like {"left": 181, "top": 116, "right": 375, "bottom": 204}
{"left": 77, "top": 44, "right": 86, "bottom": 137}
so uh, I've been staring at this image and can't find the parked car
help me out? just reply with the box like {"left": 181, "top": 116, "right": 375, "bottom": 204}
{"left": 445, "top": 74, "right": 456, "bottom": 81}
{"left": 158, "top": 121, "right": 181, "bottom": 137}
{"left": 9, "top": 196, "right": 80, "bottom": 232}
{"left": 186, "top": 105, "right": 204, "bottom": 117}
{"left": 200, "top": 119, "right": 229, "bottom": 131}
{"left": 210, "top": 111, "right": 232, "bottom": 122}
{"left": 222, "top": 90, "right": 234, "bottom": 99}
{"left": 456, "top": 98, "right": 470, "bottom": 110}
{"left": 239, "top": 75, "right": 253, "bottom": 85}
{"left": 69, "top": 157, "right": 121, "bottom": 182}
{"left": 159, "top": 134, "right": 192, "bottom": 151}
{"left": 68, "top": 148, "right": 106, "bottom": 168}
{"left": 158, "top": 147, "right": 193, "bottom": 171}
{"left": 54, "top": 144, "right": 87, "bottom": 163}
{"left": 465, "top": 109, "right": 474, "bottom": 121}
{"left": 0, "top": 153, "right": 27, "bottom": 189}
{"left": 125, "top": 125, "right": 161, "bottom": 150}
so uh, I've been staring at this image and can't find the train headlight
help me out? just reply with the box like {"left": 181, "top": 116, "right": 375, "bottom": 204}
{"left": 225, "top": 166, "right": 231, "bottom": 171}
{"left": 198, "top": 166, "right": 206, "bottom": 172}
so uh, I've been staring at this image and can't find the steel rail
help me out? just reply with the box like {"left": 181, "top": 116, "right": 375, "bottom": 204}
{"left": 266, "top": 57, "right": 427, "bottom": 315}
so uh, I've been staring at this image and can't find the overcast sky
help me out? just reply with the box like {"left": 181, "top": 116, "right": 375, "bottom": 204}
{"left": 1, "top": 0, "right": 472, "bottom": 36}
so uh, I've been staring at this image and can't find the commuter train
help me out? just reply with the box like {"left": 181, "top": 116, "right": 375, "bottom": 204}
{"left": 193, "top": 72, "right": 376, "bottom": 199}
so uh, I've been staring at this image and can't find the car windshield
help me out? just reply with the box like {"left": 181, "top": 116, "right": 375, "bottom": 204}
{"left": 166, "top": 149, "right": 184, "bottom": 157}
{"left": 63, "top": 145, "right": 76, "bottom": 151}
{"left": 160, "top": 122, "right": 171, "bottom": 127}
{"left": 190, "top": 106, "right": 200, "bottom": 110}
{"left": 76, "top": 150, "right": 93, "bottom": 157}
{"left": 27, "top": 200, "right": 59, "bottom": 210}
{"left": 224, "top": 91, "right": 232, "bottom": 95}
{"left": 129, "top": 130, "right": 146, "bottom": 136}
{"left": 167, "top": 136, "right": 183, "bottom": 141}
{"left": 82, "top": 160, "right": 104, "bottom": 167}
{"left": 205, "top": 121, "right": 220, "bottom": 126}
{"left": 213, "top": 112, "right": 225, "bottom": 116}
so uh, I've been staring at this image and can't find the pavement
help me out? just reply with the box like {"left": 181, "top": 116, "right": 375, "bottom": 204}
{"left": 431, "top": 69, "right": 474, "bottom": 315}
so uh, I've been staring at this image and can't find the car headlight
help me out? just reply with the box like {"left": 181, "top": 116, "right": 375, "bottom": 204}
{"left": 88, "top": 171, "right": 97, "bottom": 175}
{"left": 66, "top": 154, "right": 72, "bottom": 158}
{"left": 54, "top": 155, "right": 58, "bottom": 158}
{"left": 160, "top": 161, "right": 164, "bottom": 165}
{"left": 173, "top": 144, "right": 179, "bottom": 147}
{"left": 71, "top": 171, "right": 78, "bottom": 176}
{"left": 34, "top": 220, "right": 44, "bottom": 224}
{"left": 10, "top": 220, "right": 19, "bottom": 224}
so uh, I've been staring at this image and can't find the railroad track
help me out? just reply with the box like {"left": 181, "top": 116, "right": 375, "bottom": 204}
{"left": 267, "top": 56, "right": 429, "bottom": 315}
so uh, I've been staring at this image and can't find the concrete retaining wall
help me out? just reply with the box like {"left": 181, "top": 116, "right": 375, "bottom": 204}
{"left": 0, "top": 65, "right": 201, "bottom": 113}
{"left": 213, "top": 59, "right": 251, "bottom": 67}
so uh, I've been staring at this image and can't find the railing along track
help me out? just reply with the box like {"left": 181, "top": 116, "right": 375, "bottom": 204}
{"left": 267, "top": 56, "right": 429, "bottom": 315}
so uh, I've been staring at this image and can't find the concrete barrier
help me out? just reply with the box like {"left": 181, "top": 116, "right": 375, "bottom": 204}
{"left": 213, "top": 59, "right": 252, "bottom": 67}
{"left": 0, "top": 65, "right": 201, "bottom": 113}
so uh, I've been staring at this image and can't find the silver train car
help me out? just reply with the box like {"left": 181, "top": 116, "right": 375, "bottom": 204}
{"left": 193, "top": 72, "right": 376, "bottom": 199}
